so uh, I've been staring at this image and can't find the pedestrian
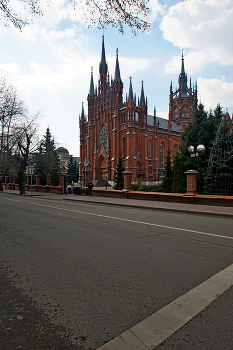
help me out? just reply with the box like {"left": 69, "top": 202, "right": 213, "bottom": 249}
{"left": 87, "top": 180, "right": 94, "bottom": 196}
{"left": 66, "top": 187, "right": 69, "bottom": 195}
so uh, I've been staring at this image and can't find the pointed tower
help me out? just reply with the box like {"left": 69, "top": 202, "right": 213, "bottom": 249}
{"left": 140, "top": 80, "right": 145, "bottom": 106}
{"left": 87, "top": 67, "right": 95, "bottom": 122}
{"left": 114, "top": 48, "right": 121, "bottom": 83}
{"left": 89, "top": 67, "right": 94, "bottom": 97}
{"left": 169, "top": 52, "right": 197, "bottom": 127}
{"left": 112, "top": 48, "right": 123, "bottom": 105}
{"left": 128, "top": 77, "right": 133, "bottom": 103}
{"left": 99, "top": 35, "right": 107, "bottom": 74}
{"left": 80, "top": 102, "right": 85, "bottom": 122}
{"left": 178, "top": 52, "right": 188, "bottom": 96}
{"left": 98, "top": 36, "right": 108, "bottom": 97}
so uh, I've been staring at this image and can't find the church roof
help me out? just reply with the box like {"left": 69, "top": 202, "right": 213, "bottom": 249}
{"left": 147, "top": 115, "right": 180, "bottom": 131}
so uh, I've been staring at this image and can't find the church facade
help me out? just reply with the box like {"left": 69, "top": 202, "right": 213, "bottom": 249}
{"left": 79, "top": 37, "right": 198, "bottom": 185}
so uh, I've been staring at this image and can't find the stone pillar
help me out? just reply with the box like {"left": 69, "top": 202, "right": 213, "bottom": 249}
{"left": 35, "top": 175, "right": 41, "bottom": 186}
{"left": 123, "top": 171, "right": 133, "bottom": 190}
{"left": 47, "top": 175, "right": 52, "bottom": 186}
{"left": 185, "top": 170, "right": 198, "bottom": 195}
{"left": 58, "top": 173, "right": 66, "bottom": 194}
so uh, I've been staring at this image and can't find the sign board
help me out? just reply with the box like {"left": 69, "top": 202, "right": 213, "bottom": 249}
{"left": 28, "top": 161, "right": 34, "bottom": 167}
{"left": 30, "top": 168, "right": 34, "bottom": 175}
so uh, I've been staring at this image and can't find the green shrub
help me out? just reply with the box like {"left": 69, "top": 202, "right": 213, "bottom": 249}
{"left": 131, "top": 183, "right": 140, "bottom": 191}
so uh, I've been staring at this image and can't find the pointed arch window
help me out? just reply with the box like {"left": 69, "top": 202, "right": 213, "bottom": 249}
{"left": 128, "top": 111, "right": 130, "bottom": 120}
{"left": 182, "top": 106, "right": 188, "bottom": 119}
{"left": 123, "top": 137, "right": 127, "bottom": 159}
{"left": 160, "top": 142, "right": 165, "bottom": 168}
{"left": 135, "top": 112, "right": 139, "bottom": 122}
{"left": 174, "top": 107, "right": 178, "bottom": 119}
{"left": 148, "top": 140, "right": 151, "bottom": 158}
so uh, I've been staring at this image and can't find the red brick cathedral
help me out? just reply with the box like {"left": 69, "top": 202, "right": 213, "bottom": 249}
{"left": 79, "top": 37, "right": 197, "bottom": 185}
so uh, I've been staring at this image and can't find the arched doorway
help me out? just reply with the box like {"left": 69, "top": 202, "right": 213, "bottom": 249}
{"left": 96, "top": 154, "right": 106, "bottom": 181}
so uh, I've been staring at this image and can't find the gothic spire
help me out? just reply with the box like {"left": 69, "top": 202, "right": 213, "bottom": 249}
{"left": 140, "top": 80, "right": 145, "bottom": 106}
{"left": 114, "top": 48, "right": 121, "bottom": 83}
{"left": 81, "top": 102, "right": 85, "bottom": 121}
{"left": 181, "top": 51, "right": 185, "bottom": 74}
{"left": 89, "top": 67, "right": 94, "bottom": 97}
{"left": 128, "top": 77, "right": 133, "bottom": 103}
{"left": 178, "top": 51, "right": 188, "bottom": 96}
{"left": 99, "top": 35, "right": 107, "bottom": 73}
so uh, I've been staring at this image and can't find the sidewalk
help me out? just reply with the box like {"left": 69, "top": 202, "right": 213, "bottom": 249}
{"left": 2, "top": 189, "right": 233, "bottom": 218}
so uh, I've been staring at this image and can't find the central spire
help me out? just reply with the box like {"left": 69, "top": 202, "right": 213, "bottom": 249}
{"left": 140, "top": 80, "right": 145, "bottom": 106}
{"left": 114, "top": 48, "right": 121, "bottom": 83}
{"left": 178, "top": 51, "right": 188, "bottom": 96}
{"left": 99, "top": 36, "right": 107, "bottom": 74}
{"left": 89, "top": 67, "right": 94, "bottom": 97}
{"left": 128, "top": 77, "right": 133, "bottom": 103}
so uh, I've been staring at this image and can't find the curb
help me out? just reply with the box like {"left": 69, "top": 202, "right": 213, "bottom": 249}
{"left": 63, "top": 197, "right": 233, "bottom": 219}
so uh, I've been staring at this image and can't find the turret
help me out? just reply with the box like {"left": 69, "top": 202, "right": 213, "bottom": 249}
{"left": 89, "top": 67, "right": 94, "bottom": 97}
{"left": 128, "top": 77, "right": 133, "bottom": 103}
{"left": 114, "top": 48, "right": 121, "bottom": 83}
{"left": 80, "top": 102, "right": 85, "bottom": 122}
{"left": 140, "top": 80, "right": 145, "bottom": 107}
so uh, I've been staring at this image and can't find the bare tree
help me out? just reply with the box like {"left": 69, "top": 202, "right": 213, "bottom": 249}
{"left": 0, "top": 0, "right": 151, "bottom": 33}
{"left": 0, "top": 0, "right": 42, "bottom": 30}
{"left": 0, "top": 74, "right": 39, "bottom": 193}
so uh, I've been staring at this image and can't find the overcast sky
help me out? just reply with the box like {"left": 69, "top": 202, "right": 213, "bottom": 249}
{"left": 1, "top": 0, "right": 232, "bottom": 156}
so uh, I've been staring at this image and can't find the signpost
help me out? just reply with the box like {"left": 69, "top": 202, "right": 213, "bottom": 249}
{"left": 28, "top": 161, "right": 34, "bottom": 194}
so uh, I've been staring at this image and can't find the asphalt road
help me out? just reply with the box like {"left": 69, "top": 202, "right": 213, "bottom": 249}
{"left": 0, "top": 193, "right": 233, "bottom": 349}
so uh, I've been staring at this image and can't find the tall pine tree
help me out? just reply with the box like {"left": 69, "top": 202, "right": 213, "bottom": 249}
{"left": 179, "top": 103, "right": 219, "bottom": 173}
{"left": 66, "top": 157, "right": 79, "bottom": 184}
{"left": 171, "top": 153, "right": 186, "bottom": 193}
{"left": 35, "top": 128, "right": 60, "bottom": 186}
{"left": 114, "top": 149, "right": 125, "bottom": 190}
{"left": 161, "top": 149, "right": 173, "bottom": 192}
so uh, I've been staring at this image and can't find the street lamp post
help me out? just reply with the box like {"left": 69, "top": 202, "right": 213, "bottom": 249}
{"left": 187, "top": 144, "right": 205, "bottom": 170}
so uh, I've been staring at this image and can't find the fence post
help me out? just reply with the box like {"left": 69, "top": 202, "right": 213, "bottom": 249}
{"left": 185, "top": 170, "right": 199, "bottom": 195}
{"left": 122, "top": 171, "right": 133, "bottom": 190}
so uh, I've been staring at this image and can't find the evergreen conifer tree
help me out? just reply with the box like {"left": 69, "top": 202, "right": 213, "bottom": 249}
{"left": 35, "top": 128, "right": 60, "bottom": 186}
{"left": 161, "top": 149, "right": 173, "bottom": 192}
{"left": 66, "top": 157, "right": 79, "bottom": 184}
{"left": 114, "top": 149, "right": 125, "bottom": 190}
{"left": 179, "top": 103, "right": 218, "bottom": 173}
{"left": 204, "top": 114, "right": 233, "bottom": 195}
{"left": 171, "top": 153, "right": 186, "bottom": 193}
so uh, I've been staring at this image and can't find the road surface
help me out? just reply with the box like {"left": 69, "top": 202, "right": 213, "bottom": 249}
{"left": 0, "top": 193, "right": 232, "bottom": 349}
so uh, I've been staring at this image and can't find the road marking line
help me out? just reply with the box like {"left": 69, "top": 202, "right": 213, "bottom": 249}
{"left": 27, "top": 201, "right": 233, "bottom": 241}
{"left": 97, "top": 264, "right": 233, "bottom": 350}
{"left": 4, "top": 198, "right": 22, "bottom": 202}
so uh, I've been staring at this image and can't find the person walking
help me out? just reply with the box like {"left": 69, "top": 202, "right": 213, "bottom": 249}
{"left": 87, "top": 180, "right": 94, "bottom": 196}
